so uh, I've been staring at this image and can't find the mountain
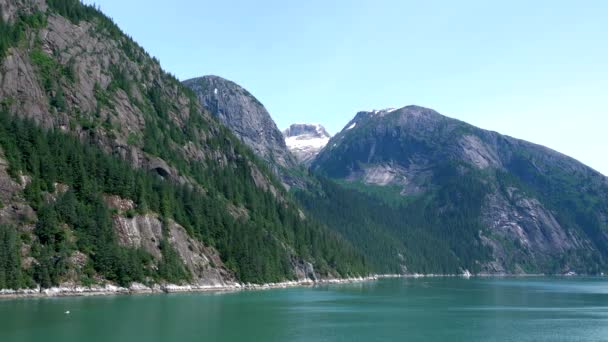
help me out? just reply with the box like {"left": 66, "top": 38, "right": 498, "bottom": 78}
{"left": 183, "top": 75, "right": 300, "bottom": 186}
{"left": 308, "top": 105, "right": 608, "bottom": 275}
{"left": 283, "top": 123, "right": 331, "bottom": 165}
{"left": 0, "top": 0, "right": 366, "bottom": 291}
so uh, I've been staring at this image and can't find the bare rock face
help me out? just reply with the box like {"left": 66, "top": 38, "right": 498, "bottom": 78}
{"left": 283, "top": 124, "right": 331, "bottom": 165}
{"left": 458, "top": 134, "right": 502, "bottom": 169}
{"left": 106, "top": 194, "right": 235, "bottom": 286}
{"left": 291, "top": 258, "right": 318, "bottom": 281}
{"left": 183, "top": 76, "right": 298, "bottom": 177}
{"left": 114, "top": 214, "right": 163, "bottom": 259}
{"left": 113, "top": 213, "right": 234, "bottom": 286}
{"left": 480, "top": 187, "right": 589, "bottom": 273}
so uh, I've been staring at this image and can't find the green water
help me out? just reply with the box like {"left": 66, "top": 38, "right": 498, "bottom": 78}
{"left": 1, "top": 277, "right": 608, "bottom": 341}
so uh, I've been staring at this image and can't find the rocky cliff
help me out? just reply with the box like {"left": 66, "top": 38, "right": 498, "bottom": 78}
{"left": 283, "top": 123, "right": 331, "bottom": 165}
{"left": 183, "top": 75, "right": 300, "bottom": 185}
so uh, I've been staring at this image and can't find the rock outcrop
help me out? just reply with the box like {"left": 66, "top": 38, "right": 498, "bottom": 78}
{"left": 183, "top": 76, "right": 299, "bottom": 183}
{"left": 112, "top": 213, "right": 234, "bottom": 286}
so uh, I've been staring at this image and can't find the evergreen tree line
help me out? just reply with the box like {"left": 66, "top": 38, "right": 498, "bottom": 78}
{"left": 0, "top": 109, "right": 366, "bottom": 289}
{"left": 0, "top": 225, "right": 22, "bottom": 289}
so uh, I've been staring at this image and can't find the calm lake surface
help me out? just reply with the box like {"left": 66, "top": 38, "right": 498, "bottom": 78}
{"left": 1, "top": 277, "right": 608, "bottom": 341}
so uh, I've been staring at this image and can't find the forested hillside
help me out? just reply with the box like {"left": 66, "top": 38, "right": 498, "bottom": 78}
{"left": 310, "top": 106, "right": 608, "bottom": 275}
{"left": 183, "top": 74, "right": 608, "bottom": 276}
{"left": 0, "top": 0, "right": 366, "bottom": 290}
{"left": 295, "top": 167, "right": 493, "bottom": 274}
{"left": 2, "top": 0, "right": 606, "bottom": 293}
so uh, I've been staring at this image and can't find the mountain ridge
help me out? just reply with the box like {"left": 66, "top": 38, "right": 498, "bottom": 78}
{"left": 182, "top": 75, "right": 301, "bottom": 187}
{"left": 310, "top": 104, "right": 608, "bottom": 274}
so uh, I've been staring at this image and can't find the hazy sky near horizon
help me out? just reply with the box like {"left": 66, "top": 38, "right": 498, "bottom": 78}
{"left": 85, "top": 0, "right": 608, "bottom": 175}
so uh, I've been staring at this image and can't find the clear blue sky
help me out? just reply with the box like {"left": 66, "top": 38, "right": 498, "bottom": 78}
{"left": 85, "top": 0, "right": 608, "bottom": 175}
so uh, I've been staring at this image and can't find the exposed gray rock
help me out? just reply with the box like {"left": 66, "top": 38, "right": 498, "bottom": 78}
{"left": 480, "top": 187, "right": 589, "bottom": 272}
{"left": 183, "top": 75, "right": 298, "bottom": 178}
{"left": 113, "top": 214, "right": 163, "bottom": 258}
{"left": 292, "top": 258, "right": 318, "bottom": 281}
{"left": 458, "top": 134, "right": 502, "bottom": 169}
{"left": 113, "top": 213, "right": 234, "bottom": 286}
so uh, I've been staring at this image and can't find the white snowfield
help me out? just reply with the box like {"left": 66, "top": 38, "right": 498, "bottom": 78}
{"left": 285, "top": 135, "right": 330, "bottom": 150}
{"left": 283, "top": 123, "right": 332, "bottom": 164}
{"left": 369, "top": 108, "right": 398, "bottom": 116}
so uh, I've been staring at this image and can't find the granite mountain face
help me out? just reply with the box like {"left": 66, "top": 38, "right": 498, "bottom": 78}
{"left": 0, "top": 0, "right": 366, "bottom": 291}
{"left": 283, "top": 123, "right": 331, "bottom": 166}
{"left": 183, "top": 75, "right": 300, "bottom": 186}
{"left": 310, "top": 105, "right": 608, "bottom": 274}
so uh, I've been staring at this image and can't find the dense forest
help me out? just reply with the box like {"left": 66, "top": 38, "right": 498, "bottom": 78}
{"left": 295, "top": 164, "right": 494, "bottom": 274}
{"left": 0, "top": 0, "right": 370, "bottom": 290}
{"left": 0, "top": 225, "right": 22, "bottom": 290}
{"left": 0, "top": 107, "right": 366, "bottom": 289}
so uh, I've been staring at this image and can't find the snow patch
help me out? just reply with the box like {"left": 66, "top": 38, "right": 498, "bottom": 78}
{"left": 346, "top": 122, "right": 356, "bottom": 130}
{"left": 369, "top": 108, "right": 398, "bottom": 116}
{"left": 285, "top": 136, "right": 330, "bottom": 150}
{"left": 283, "top": 123, "right": 332, "bottom": 163}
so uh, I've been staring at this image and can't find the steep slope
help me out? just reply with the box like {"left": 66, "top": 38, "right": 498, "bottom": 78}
{"left": 0, "top": 0, "right": 366, "bottom": 290}
{"left": 310, "top": 105, "right": 608, "bottom": 275}
{"left": 283, "top": 123, "right": 331, "bottom": 165}
{"left": 183, "top": 75, "right": 301, "bottom": 185}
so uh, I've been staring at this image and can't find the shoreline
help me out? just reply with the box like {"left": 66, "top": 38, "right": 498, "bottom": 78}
{"left": 0, "top": 275, "right": 391, "bottom": 299}
{"left": 1, "top": 273, "right": 602, "bottom": 299}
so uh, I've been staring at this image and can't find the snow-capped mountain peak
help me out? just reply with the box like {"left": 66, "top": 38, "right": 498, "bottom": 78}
{"left": 283, "top": 123, "right": 331, "bottom": 165}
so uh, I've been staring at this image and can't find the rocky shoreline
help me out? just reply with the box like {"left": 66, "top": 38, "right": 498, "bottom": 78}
{"left": 0, "top": 275, "right": 396, "bottom": 299}
{"left": 2, "top": 273, "right": 591, "bottom": 299}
